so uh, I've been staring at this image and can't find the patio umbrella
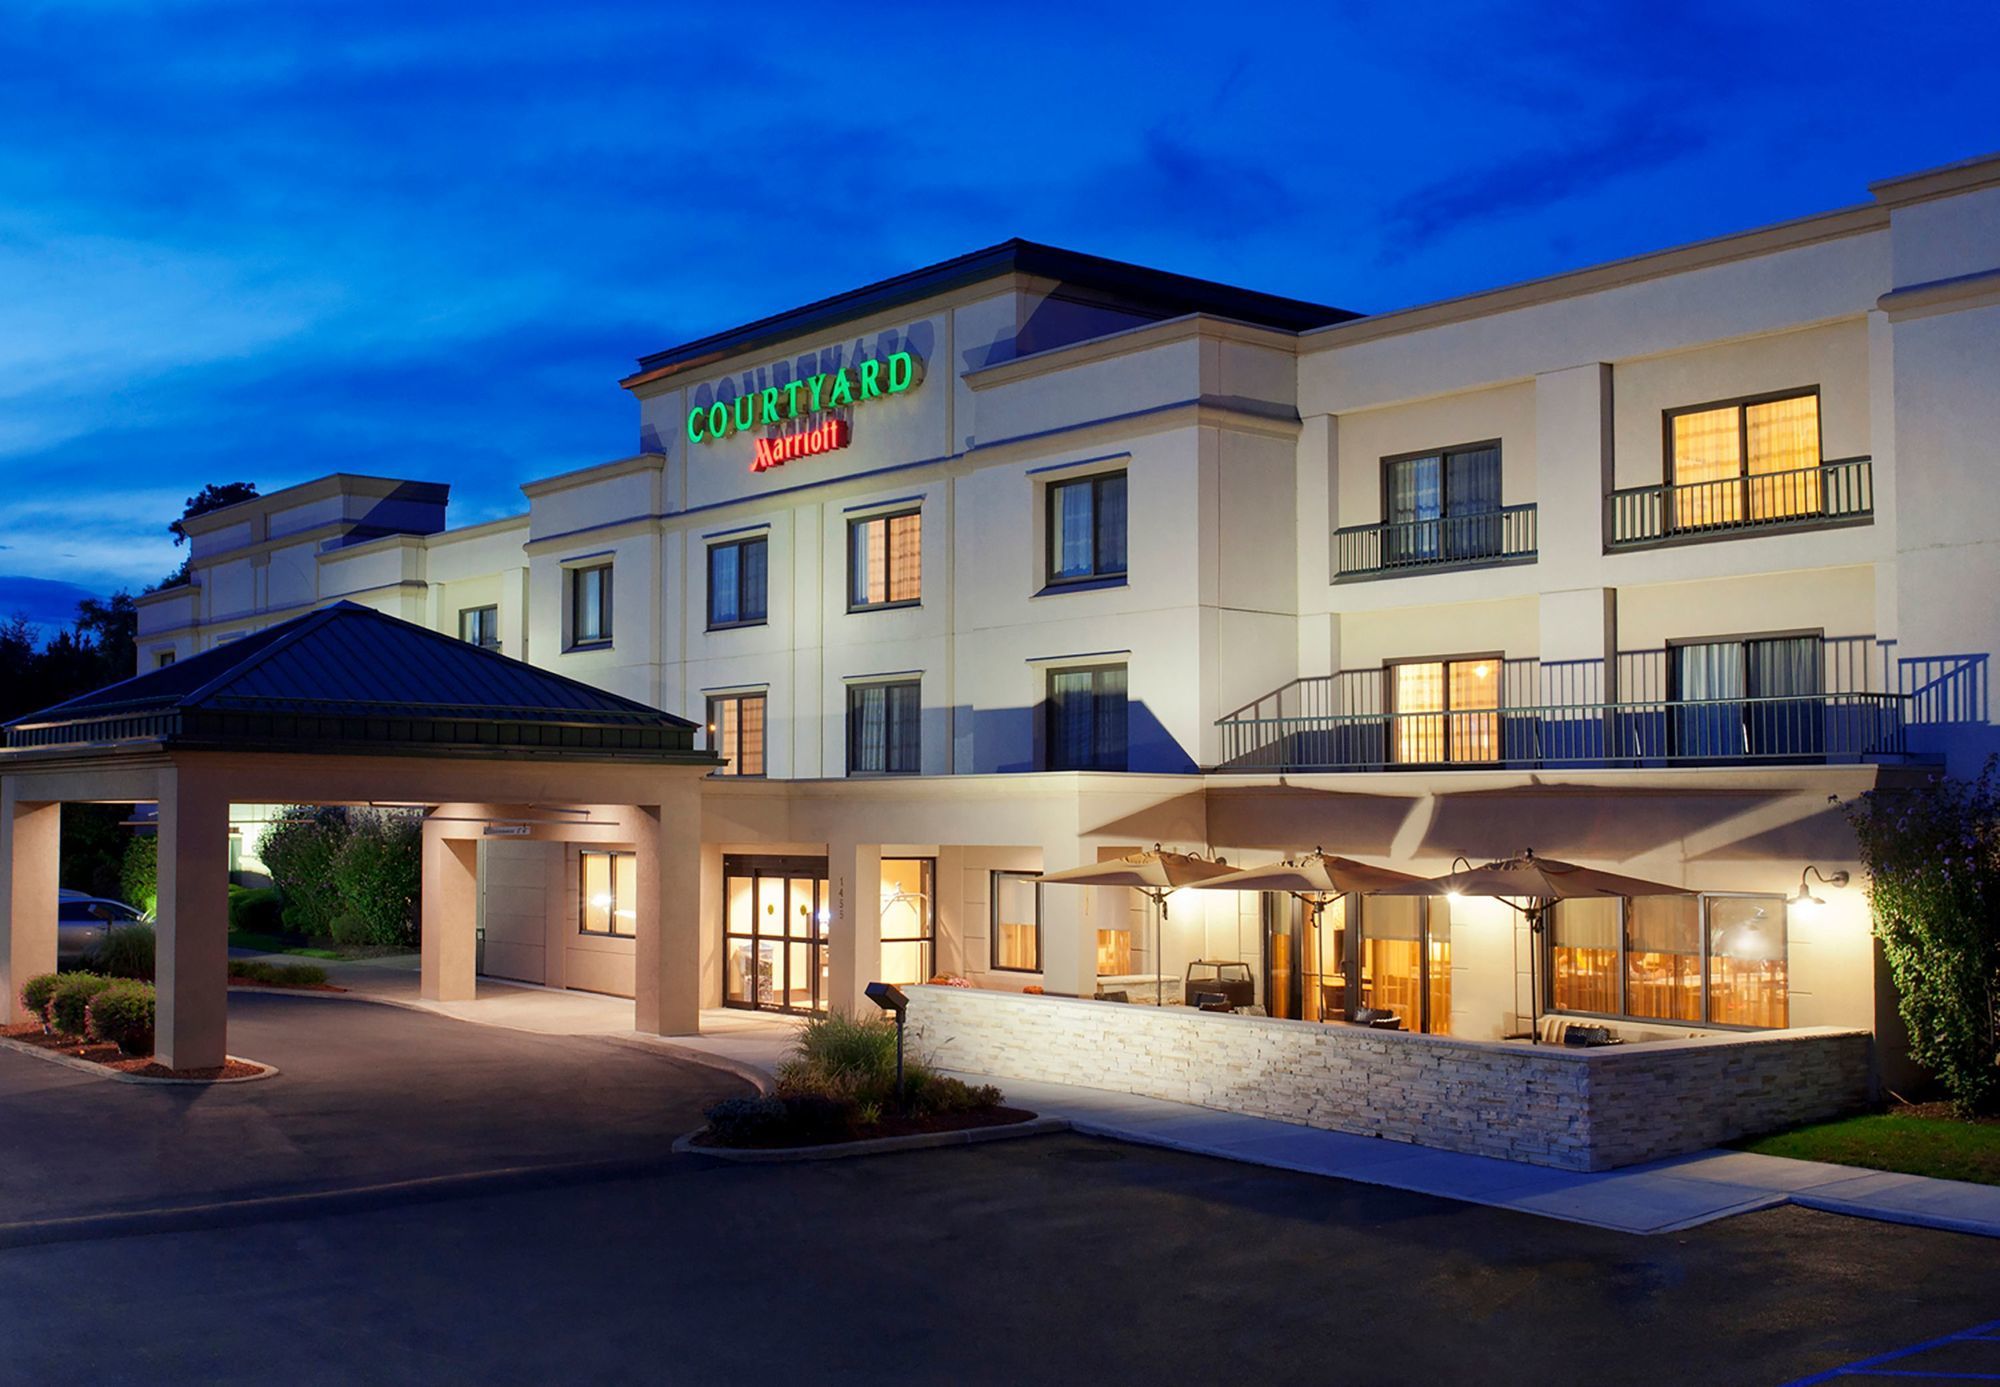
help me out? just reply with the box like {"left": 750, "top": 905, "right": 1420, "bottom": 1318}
{"left": 1190, "top": 850, "right": 1426, "bottom": 1021}
{"left": 1374, "top": 849, "right": 1694, "bottom": 1042}
{"left": 1037, "top": 845, "right": 1236, "bottom": 1004}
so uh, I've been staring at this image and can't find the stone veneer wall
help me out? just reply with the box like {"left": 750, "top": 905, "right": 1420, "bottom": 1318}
{"left": 908, "top": 985, "right": 1873, "bottom": 1171}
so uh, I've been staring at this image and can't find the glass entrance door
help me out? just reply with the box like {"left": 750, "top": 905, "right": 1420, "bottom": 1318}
{"left": 723, "top": 855, "right": 830, "bottom": 1014}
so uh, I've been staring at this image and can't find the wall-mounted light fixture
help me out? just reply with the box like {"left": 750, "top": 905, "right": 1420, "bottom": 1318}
{"left": 1787, "top": 865, "right": 1851, "bottom": 917}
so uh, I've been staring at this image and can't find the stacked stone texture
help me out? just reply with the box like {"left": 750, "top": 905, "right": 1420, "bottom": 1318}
{"left": 908, "top": 985, "right": 1871, "bottom": 1171}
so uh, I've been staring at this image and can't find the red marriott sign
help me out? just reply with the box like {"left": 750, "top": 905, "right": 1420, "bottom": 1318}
{"left": 752, "top": 418, "right": 850, "bottom": 473}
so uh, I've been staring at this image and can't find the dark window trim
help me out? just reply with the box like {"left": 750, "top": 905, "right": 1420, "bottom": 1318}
{"left": 1382, "top": 651, "right": 1506, "bottom": 768}
{"left": 1545, "top": 891, "right": 1788, "bottom": 1031}
{"left": 989, "top": 869, "right": 1043, "bottom": 974}
{"left": 577, "top": 849, "right": 637, "bottom": 937}
{"left": 458, "top": 604, "right": 500, "bottom": 650}
{"left": 880, "top": 855, "right": 936, "bottom": 982}
{"left": 706, "top": 535, "right": 769, "bottom": 631}
{"left": 1043, "top": 661, "right": 1129, "bottom": 772}
{"left": 847, "top": 507, "right": 923, "bottom": 613}
{"left": 1661, "top": 386, "right": 1824, "bottom": 488}
{"left": 706, "top": 691, "right": 768, "bottom": 779}
{"left": 1377, "top": 438, "right": 1504, "bottom": 523}
{"left": 567, "top": 562, "right": 614, "bottom": 650}
{"left": 1044, "top": 470, "right": 1129, "bottom": 588}
{"left": 845, "top": 678, "right": 922, "bottom": 778}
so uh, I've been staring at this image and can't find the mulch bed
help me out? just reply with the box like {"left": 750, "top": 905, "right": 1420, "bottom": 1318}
{"left": 692, "top": 1105, "right": 1039, "bottom": 1151}
{"left": 1892, "top": 1100, "right": 2000, "bottom": 1127}
{"left": 2, "top": 1023, "right": 260, "bottom": 1080}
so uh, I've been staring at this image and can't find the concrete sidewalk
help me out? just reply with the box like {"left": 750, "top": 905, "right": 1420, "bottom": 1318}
{"left": 281, "top": 952, "right": 2000, "bottom": 1240}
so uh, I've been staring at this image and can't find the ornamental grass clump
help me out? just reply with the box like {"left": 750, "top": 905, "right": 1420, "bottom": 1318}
{"left": 19, "top": 973, "right": 63, "bottom": 1025}
{"left": 87, "top": 924, "right": 155, "bottom": 981}
{"left": 1845, "top": 760, "right": 2000, "bottom": 1117}
{"left": 85, "top": 982, "right": 155, "bottom": 1057}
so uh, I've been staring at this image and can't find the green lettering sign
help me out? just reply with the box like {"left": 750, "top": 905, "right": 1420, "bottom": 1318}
{"left": 686, "top": 349, "right": 923, "bottom": 445}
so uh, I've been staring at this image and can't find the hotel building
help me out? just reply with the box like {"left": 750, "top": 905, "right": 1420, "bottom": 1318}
{"left": 109, "top": 152, "right": 2000, "bottom": 1121}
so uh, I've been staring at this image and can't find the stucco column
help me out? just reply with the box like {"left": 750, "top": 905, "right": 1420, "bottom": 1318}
{"left": 155, "top": 766, "right": 230, "bottom": 1070}
{"left": 1036, "top": 842, "right": 1101, "bottom": 999}
{"left": 420, "top": 819, "right": 478, "bottom": 1003}
{"left": 0, "top": 781, "right": 60, "bottom": 1025}
{"left": 634, "top": 772, "right": 703, "bottom": 1035}
{"left": 826, "top": 838, "right": 881, "bottom": 1016}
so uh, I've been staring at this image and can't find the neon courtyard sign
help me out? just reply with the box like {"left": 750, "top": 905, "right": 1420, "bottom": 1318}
{"left": 685, "top": 350, "right": 924, "bottom": 450}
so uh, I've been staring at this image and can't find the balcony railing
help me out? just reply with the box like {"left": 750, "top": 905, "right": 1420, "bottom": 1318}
{"left": 1335, "top": 503, "right": 1537, "bottom": 580}
{"left": 1607, "top": 457, "right": 1872, "bottom": 549}
{"left": 1216, "top": 693, "right": 1908, "bottom": 773}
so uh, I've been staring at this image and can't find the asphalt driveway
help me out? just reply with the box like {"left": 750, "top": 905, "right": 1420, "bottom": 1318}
{"left": 0, "top": 989, "right": 750, "bottom": 1226}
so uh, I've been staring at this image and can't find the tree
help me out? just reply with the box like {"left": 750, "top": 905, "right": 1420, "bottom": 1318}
{"left": 156, "top": 481, "right": 260, "bottom": 590}
{"left": 1845, "top": 763, "right": 2000, "bottom": 1116}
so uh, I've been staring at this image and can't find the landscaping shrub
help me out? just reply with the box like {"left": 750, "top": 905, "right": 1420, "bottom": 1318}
{"left": 85, "top": 982, "right": 155, "bottom": 1056}
{"left": 1845, "top": 761, "right": 2000, "bottom": 1116}
{"left": 329, "top": 810, "right": 421, "bottom": 947}
{"left": 119, "top": 834, "right": 158, "bottom": 918}
{"left": 19, "top": 972, "right": 62, "bottom": 1023}
{"left": 87, "top": 924, "right": 155, "bottom": 981}
{"left": 702, "top": 1096, "right": 791, "bottom": 1144}
{"left": 258, "top": 807, "right": 347, "bottom": 936}
{"left": 228, "top": 959, "right": 328, "bottom": 987}
{"left": 770, "top": 1008, "right": 1004, "bottom": 1121}
{"left": 48, "top": 973, "right": 112, "bottom": 1036}
{"left": 227, "top": 886, "right": 286, "bottom": 935}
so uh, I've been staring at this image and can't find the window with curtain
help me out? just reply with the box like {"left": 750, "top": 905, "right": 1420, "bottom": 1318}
{"left": 458, "top": 605, "right": 499, "bottom": 650}
{"left": 1047, "top": 472, "right": 1127, "bottom": 585}
{"left": 1045, "top": 664, "right": 1127, "bottom": 770}
{"left": 1669, "top": 391, "right": 1822, "bottom": 528}
{"left": 1671, "top": 634, "right": 1823, "bottom": 758}
{"left": 707, "top": 692, "right": 766, "bottom": 777}
{"left": 569, "top": 563, "right": 613, "bottom": 646}
{"left": 707, "top": 536, "right": 768, "bottom": 628}
{"left": 1549, "top": 894, "right": 1784, "bottom": 1027}
{"left": 846, "top": 679, "right": 921, "bottom": 776}
{"left": 991, "top": 871, "right": 1041, "bottom": 972}
{"left": 1390, "top": 657, "right": 1500, "bottom": 764}
{"left": 1383, "top": 443, "right": 1501, "bottom": 564}
{"left": 879, "top": 857, "right": 934, "bottom": 986}
{"left": 849, "top": 510, "right": 922, "bottom": 609}
{"left": 1357, "top": 896, "right": 1450, "bottom": 1034}
{"left": 579, "top": 850, "right": 636, "bottom": 936}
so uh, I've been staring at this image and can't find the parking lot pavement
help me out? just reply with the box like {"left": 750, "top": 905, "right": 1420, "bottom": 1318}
{"left": 0, "top": 989, "right": 750, "bottom": 1228}
{"left": 1, "top": 1132, "right": 1994, "bottom": 1386}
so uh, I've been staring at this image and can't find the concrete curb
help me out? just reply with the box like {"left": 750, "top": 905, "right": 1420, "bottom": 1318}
{"left": 673, "top": 1114, "right": 1069, "bottom": 1162}
{"left": 0, "top": 1034, "right": 277, "bottom": 1085}
{"left": 620, "top": 1035, "right": 778, "bottom": 1094}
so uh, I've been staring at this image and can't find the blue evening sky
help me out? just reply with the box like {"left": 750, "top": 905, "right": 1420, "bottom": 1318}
{"left": 1, "top": 0, "right": 1994, "bottom": 631}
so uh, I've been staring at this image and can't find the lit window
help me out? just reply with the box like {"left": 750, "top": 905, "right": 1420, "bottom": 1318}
{"left": 707, "top": 693, "right": 766, "bottom": 777}
{"left": 569, "top": 563, "right": 613, "bottom": 647}
{"left": 1669, "top": 391, "right": 1822, "bottom": 529}
{"left": 1047, "top": 472, "right": 1127, "bottom": 585}
{"left": 708, "top": 536, "right": 768, "bottom": 629}
{"left": 879, "top": 857, "right": 934, "bottom": 986}
{"left": 1046, "top": 664, "right": 1127, "bottom": 771}
{"left": 458, "top": 605, "right": 499, "bottom": 650}
{"left": 990, "top": 871, "right": 1040, "bottom": 972}
{"left": 847, "top": 680, "right": 921, "bottom": 776}
{"left": 1549, "top": 894, "right": 1786, "bottom": 1028}
{"left": 849, "top": 511, "right": 921, "bottom": 609}
{"left": 580, "top": 850, "right": 636, "bottom": 936}
{"left": 1390, "top": 658, "right": 1499, "bottom": 764}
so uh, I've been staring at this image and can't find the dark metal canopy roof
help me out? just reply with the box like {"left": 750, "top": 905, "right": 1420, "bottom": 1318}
{"left": 4, "top": 602, "right": 713, "bottom": 763}
{"left": 625, "top": 239, "right": 1362, "bottom": 383}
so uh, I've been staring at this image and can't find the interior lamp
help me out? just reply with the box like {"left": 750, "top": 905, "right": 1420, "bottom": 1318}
{"left": 1786, "top": 865, "right": 1851, "bottom": 918}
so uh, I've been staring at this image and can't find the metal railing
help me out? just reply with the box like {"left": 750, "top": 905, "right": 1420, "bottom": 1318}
{"left": 1216, "top": 692, "right": 1908, "bottom": 772}
{"left": 1607, "top": 457, "right": 1872, "bottom": 548}
{"left": 1335, "top": 503, "right": 1538, "bottom": 579}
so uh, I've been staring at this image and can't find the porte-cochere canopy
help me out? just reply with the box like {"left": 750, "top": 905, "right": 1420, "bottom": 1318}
{"left": 1, "top": 601, "right": 715, "bottom": 1073}
{"left": 5, "top": 600, "right": 704, "bottom": 760}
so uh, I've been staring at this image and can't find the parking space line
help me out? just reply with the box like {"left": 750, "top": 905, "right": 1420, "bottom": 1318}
{"left": 1781, "top": 1318, "right": 2000, "bottom": 1385}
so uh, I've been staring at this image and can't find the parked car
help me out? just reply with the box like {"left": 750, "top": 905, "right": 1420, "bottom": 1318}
{"left": 56, "top": 889, "right": 148, "bottom": 968}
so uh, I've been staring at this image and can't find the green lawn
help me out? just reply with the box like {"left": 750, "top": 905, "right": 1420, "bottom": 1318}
{"left": 226, "top": 930, "right": 344, "bottom": 960}
{"left": 1738, "top": 1112, "right": 2000, "bottom": 1186}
